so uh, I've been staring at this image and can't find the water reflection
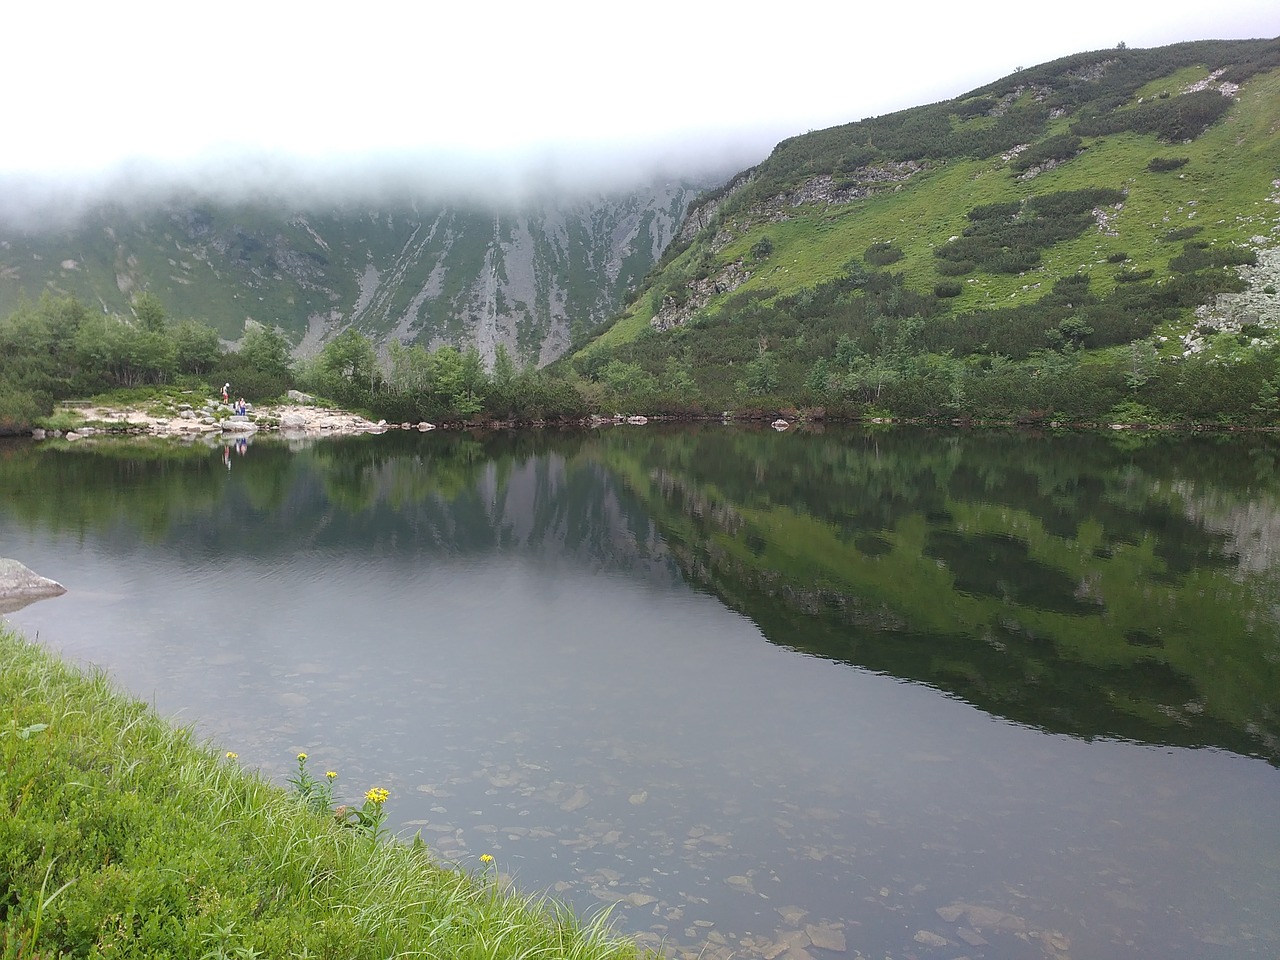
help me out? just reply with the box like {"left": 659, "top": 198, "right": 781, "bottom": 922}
{"left": 1, "top": 426, "right": 1278, "bottom": 959}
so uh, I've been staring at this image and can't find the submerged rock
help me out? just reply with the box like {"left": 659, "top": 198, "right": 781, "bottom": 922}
{"left": 0, "top": 558, "right": 67, "bottom": 614}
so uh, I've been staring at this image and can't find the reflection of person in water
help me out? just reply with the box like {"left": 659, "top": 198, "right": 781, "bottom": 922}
{"left": 222, "top": 445, "right": 231, "bottom": 471}
{"left": 236, "top": 437, "right": 247, "bottom": 456}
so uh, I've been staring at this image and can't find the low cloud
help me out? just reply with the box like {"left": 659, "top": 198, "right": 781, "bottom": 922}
{"left": 0, "top": 133, "right": 772, "bottom": 232}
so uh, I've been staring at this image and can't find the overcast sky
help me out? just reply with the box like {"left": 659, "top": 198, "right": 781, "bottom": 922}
{"left": 3, "top": 0, "right": 1277, "bottom": 207}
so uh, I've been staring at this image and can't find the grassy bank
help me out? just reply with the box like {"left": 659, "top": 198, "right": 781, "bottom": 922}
{"left": 0, "top": 627, "right": 648, "bottom": 959}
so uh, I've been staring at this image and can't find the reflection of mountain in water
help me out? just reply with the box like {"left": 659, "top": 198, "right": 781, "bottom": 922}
{"left": 0, "top": 431, "right": 682, "bottom": 587}
{"left": 598, "top": 426, "right": 1280, "bottom": 764}
{"left": 4, "top": 426, "right": 1279, "bottom": 762}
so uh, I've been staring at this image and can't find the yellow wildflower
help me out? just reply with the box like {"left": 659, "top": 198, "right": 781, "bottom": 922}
{"left": 326, "top": 770, "right": 338, "bottom": 780}
{"left": 297, "top": 752, "right": 307, "bottom": 762}
{"left": 365, "top": 787, "right": 390, "bottom": 806}
{"left": 480, "top": 854, "right": 494, "bottom": 864}
{"left": 225, "top": 751, "right": 238, "bottom": 760}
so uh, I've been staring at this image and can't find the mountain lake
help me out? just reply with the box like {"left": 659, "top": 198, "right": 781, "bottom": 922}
{"left": 2, "top": 424, "right": 1278, "bottom": 960}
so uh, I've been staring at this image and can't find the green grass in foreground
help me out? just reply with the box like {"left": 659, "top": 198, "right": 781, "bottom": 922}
{"left": 0, "top": 627, "right": 648, "bottom": 959}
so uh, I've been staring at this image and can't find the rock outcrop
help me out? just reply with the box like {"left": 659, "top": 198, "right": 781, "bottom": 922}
{"left": 0, "top": 558, "right": 67, "bottom": 614}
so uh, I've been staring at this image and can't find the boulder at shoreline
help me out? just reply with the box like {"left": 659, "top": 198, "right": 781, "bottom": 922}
{"left": 0, "top": 558, "right": 67, "bottom": 614}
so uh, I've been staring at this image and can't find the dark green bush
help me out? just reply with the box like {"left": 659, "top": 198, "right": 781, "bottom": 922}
{"left": 968, "top": 201, "right": 1022, "bottom": 222}
{"left": 937, "top": 189, "right": 1125, "bottom": 275}
{"left": 1072, "top": 89, "right": 1234, "bottom": 141}
{"left": 1009, "top": 135, "right": 1083, "bottom": 171}
{"left": 865, "top": 242, "right": 904, "bottom": 266}
{"left": 1147, "top": 156, "right": 1190, "bottom": 172}
{"left": 952, "top": 97, "right": 996, "bottom": 119}
{"left": 1169, "top": 244, "right": 1257, "bottom": 274}
{"left": 1115, "top": 269, "right": 1154, "bottom": 282}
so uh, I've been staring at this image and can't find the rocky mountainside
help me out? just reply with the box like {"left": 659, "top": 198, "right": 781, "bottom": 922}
{"left": 0, "top": 179, "right": 712, "bottom": 367}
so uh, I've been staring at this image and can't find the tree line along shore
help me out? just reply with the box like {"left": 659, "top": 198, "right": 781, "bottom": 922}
{"left": 3, "top": 290, "right": 1279, "bottom": 437}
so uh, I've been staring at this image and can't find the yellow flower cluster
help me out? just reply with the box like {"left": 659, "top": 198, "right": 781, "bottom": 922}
{"left": 480, "top": 854, "right": 494, "bottom": 864}
{"left": 225, "top": 751, "right": 238, "bottom": 760}
{"left": 326, "top": 770, "right": 338, "bottom": 780}
{"left": 365, "top": 787, "right": 390, "bottom": 806}
{"left": 297, "top": 752, "right": 308, "bottom": 762}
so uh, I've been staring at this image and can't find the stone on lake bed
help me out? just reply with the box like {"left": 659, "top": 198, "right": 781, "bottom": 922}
{"left": 762, "top": 929, "right": 814, "bottom": 960}
{"left": 957, "top": 927, "right": 989, "bottom": 946}
{"left": 936, "top": 901, "right": 1028, "bottom": 932}
{"left": 775, "top": 906, "right": 809, "bottom": 925}
{"left": 804, "top": 923, "right": 847, "bottom": 952}
{"left": 913, "top": 930, "right": 950, "bottom": 947}
{"left": 724, "top": 875, "right": 755, "bottom": 894}
{"left": 559, "top": 788, "right": 590, "bottom": 812}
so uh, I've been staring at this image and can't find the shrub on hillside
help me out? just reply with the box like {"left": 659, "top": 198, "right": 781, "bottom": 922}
{"left": 934, "top": 280, "right": 964, "bottom": 298}
{"left": 1072, "top": 89, "right": 1233, "bottom": 141}
{"left": 937, "top": 259, "right": 977, "bottom": 276}
{"left": 952, "top": 97, "right": 996, "bottom": 119}
{"left": 1009, "top": 135, "right": 1083, "bottom": 172}
{"left": 1115, "top": 268, "right": 1154, "bottom": 282}
{"left": 937, "top": 189, "right": 1124, "bottom": 275}
{"left": 1147, "top": 156, "right": 1190, "bottom": 172}
{"left": 865, "top": 242, "right": 904, "bottom": 266}
{"left": 968, "top": 201, "right": 1021, "bottom": 222}
{"left": 1169, "top": 243, "right": 1257, "bottom": 273}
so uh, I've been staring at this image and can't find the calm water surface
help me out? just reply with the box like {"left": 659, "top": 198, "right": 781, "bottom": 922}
{"left": 2, "top": 426, "right": 1278, "bottom": 959}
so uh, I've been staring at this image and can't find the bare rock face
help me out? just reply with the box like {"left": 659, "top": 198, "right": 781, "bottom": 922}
{"left": 0, "top": 558, "right": 67, "bottom": 614}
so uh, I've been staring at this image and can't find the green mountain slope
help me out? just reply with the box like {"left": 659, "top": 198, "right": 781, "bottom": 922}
{"left": 0, "top": 183, "right": 707, "bottom": 367}
{"left": 573, "top": 38, "right": 1280, "bottom": 422}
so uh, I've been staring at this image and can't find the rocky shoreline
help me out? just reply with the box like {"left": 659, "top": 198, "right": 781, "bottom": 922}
{"left": 33, "top": 391, "right": 415, "bottom": 442}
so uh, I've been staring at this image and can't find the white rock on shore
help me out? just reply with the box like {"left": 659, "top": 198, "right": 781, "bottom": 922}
{"left": 0, "top": 558, "right": 67, "bottom": 614}
{"left": 39, "top": 402, "right": 389, "bottom": 440}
